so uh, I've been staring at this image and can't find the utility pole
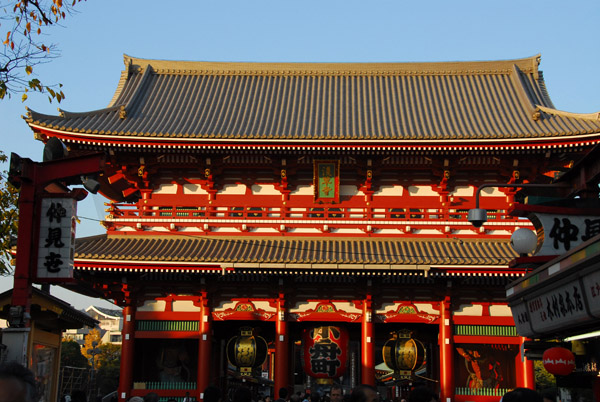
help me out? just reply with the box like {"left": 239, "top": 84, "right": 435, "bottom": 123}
{"left": 87, "top": 340, "right": 101, "bottom": 402}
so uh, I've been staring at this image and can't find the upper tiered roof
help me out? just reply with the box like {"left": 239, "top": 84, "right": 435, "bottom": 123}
{"left": 25, "top": 54, "right": 600, "bottom": 146}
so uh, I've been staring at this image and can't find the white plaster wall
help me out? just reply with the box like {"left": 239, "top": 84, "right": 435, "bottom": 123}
{"left": 213, "top": 300, "right": 275, "bottom": 312}
{"left": 253, "top": 301, "right": 276, "bottom": 312}
{"left": 172, "top": 300, "right": 201, "bottom": 312}
{"left": 154, "top": 183, "right": 178, "bottom": 194}
{"left": 183, "top": 183, "right": 209, "bottom": 194}
{"left": 219, "top": 184, "right": 247, "bottom": 194}
{"left": 214, "top": 301, "right": 238, "bottom": 311}
{"left": 449, "top": 186, "right": 473, "bottom": 197}
{"left": 480, "top": 186, "right": 506, "bottom": 197}
{"left": 376, "top": 302, "right": 438, "bottom": 315}
{"left": 454, "top": 304, "right": 483, "bottom": 316}
{"left": 414, "top": 303, "right": 439, "bottom": 314}
{"left": 251, "top": 184, "right": 281, "bottom": 195}
{"left": 289, "top": 301, "right": 360, "bottom": 313}
{"left": 340, "top": 185, "right": 364, "bottom": 196}
{"left": 408, "top": 185, "right": 438, "bottom": 196}
{"left": 290, "top": 185, "right": 314, "bottom": 195}
{"left": 139, "top": 300, "right": 166, "bottom": 312}
{"left": 374, "top": 185, "right": 404, "bottom": 196}
{"left": 290, "top": 301, "right": 320, "bottom": 313}
{"left": 489, "top": 304, "right": 513, "bottom": 317}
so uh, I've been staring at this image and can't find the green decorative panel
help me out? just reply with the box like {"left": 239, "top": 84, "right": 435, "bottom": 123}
{"left": 455, "top": 387, "right": 509, "bottom": 396}
{"left": 136, "top": 320, "right": 198, "bottom": 331}
{"left": 146, "top": 381, "right": 197, "bottom": 390}
{"left": 454, "top": 325, "right": 517, "bottom": 337}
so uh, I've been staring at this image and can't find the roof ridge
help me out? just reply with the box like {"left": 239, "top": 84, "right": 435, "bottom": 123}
{"left": 56, "top": 105, "right": 121, "bottom": 118}
{"left": 118, "top": 63, "right": 154, "bottom": 120}
{"left": 536, "top": 105, "right": 600, "bottom": 121}
{"left": 122, "top": 53, "right": 542, "bottom": 77}
{"left": 510, "top": 64, "right": 539, "bottom": 121}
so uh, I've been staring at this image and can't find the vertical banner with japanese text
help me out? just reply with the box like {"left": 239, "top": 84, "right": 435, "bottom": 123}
{"left": 313, "top": 160, "right": 340, "bottom": 204}
{"left": 37, "top": 198, "right": 76, "bottom": 280}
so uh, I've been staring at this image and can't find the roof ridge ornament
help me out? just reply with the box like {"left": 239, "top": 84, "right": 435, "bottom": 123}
{"left": 119, "top": 105, "right": 127, "bottom": 119}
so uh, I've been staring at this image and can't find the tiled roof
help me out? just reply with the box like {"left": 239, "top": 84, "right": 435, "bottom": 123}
{"left": 0, "top": 287, "right": 98, "bottom": 329}
{"left": 26, "top": 55, "right": 600, "bottom": 143}
{"left": 74, "top": 235, "right": 517, "bottom": 267}
{"left": 87, "top": 305, "right": 122, "bottom": 317}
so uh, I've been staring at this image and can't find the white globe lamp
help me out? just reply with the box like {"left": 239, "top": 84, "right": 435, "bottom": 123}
{"left": 510, "top": 228, "right": 538, "bottom": 256}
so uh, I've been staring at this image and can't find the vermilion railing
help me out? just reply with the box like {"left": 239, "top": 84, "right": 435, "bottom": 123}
{"left": 103, "top": 202, "right": 529, "bottom": 235}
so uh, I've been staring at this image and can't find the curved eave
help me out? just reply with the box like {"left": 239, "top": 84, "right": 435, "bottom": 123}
{"left": 28, "top": 122, "right": 600, "bottom": 151}
{"left": 74, "top": 260, "right": 515, "bottom": 277}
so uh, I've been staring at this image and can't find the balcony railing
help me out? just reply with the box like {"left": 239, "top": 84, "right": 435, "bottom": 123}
{"left": 104, "top": 203, "right": 530, "bottom": 235}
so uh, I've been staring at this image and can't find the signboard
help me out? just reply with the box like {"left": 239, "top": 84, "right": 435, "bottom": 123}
{"left": 582, "top": 269, "right": 600, "bottom": 318}
{"left": 511, "top": 301, "right": 534, "bottom": 338}
{"left": 37, "top": 198, "right": 76, "bottom": 280}
{"left": 531, "top": 213, "right": 600, "bottom": 255}
{"left": 526, "top": 279, "right": 588, "bottom": 335}
{"left": 508, "top": 235, "right": 600, "bottom": 338}
{"left": 314, "top": 160, "right": 340, "bottom": 204}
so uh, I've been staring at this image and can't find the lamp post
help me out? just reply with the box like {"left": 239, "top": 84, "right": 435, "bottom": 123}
{"left": 88, "top": 341, "right": 101, "bottom": 402}
{"left": 467, "top": 182, "right": 570, "bottom": 227}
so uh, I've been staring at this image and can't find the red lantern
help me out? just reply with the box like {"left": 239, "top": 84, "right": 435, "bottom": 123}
{"left": 542, "top": 347, "right": 575, "bottom": 376}
{"left": 302, "top": 326, "right": 349, "bottom": 378}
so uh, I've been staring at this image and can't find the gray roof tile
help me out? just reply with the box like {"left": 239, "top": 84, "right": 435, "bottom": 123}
{"left": 26, "top": 55, "right": 600, "bottom": 143}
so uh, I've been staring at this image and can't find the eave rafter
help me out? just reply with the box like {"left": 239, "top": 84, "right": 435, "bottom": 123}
{"left": 30, "top": 124, "right": 600, "bottom": 154}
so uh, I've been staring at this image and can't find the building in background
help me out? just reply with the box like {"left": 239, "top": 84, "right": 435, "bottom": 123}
{"left": 0, "top": 288, "right": 97, "bottom": 402}
{"left": 22, "top": 54, "right": 600, "bottom": 402}
{"left": 64, "top": 306, "right": 123, "bottom": 345}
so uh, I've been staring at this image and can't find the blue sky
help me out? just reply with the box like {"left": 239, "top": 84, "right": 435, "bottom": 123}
{"left": 1, "top": 0, "right": 600, "bottom": 308}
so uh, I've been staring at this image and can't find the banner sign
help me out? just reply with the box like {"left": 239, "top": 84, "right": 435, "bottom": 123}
{"left": 530, "top": 213, "right": 600, "bottom": 255}
{"left": 314, "top": 160, "right": 340, "bottom": 204}
{"left": 508, "top": 236, "right": 600, "bottom": 338}
{"left": 37, "top": 198, "right": 76, "bottom": 280}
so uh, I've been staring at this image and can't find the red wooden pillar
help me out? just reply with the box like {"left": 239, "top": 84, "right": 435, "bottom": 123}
{"left": 118, "top": 304, "right": 136, "bottom": 402}
{"left": 274, "top": 294, "right": 289, "bottom": 398}
{"left": 361, "top": 295, "right": 375, "bottom": 385}
{"left": 198, "top": 293, "right": 211, "bottom": 401}
{"left": 439, "top": 297, "right": 454, "bottom": 402}
{"left": 517, "top": 337, "right": 535, "bottom": 389}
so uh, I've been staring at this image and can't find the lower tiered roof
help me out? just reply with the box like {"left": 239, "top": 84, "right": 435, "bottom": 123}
{"left": 75, "top": 235, "right": 517, "bottom": 273}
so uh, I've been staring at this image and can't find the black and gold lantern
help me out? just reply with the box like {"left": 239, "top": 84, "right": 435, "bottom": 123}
{"left": 382, "top": 330, "right": 426, "bottom": 379}
{"left": 226, "top": 327, "right": 268, "bottom": 376}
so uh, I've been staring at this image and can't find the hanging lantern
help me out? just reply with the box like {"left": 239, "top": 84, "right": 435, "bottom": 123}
{"left": 226, "top": 327, "right": 268, "bottom": 376}
{"left": 543, "top": 347, "right": 575, "bottom": 376}
{"left": 382, "top": 330, "right": 426, "bottom": 378}
{"left": 302, "top": 326, "right": 349, "bottom": 378}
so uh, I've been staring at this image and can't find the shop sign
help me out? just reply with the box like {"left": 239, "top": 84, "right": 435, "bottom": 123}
{"left": 582, "top": 269, "right": 600, "bottom": 318}
{"left": 37, "top": 198, "right": 76, "bottom": 280}
{"left": 526, "top": 279, "right": 588, "bottom": 335}
{"left": 508, "top": 235, "right": 600, "bottom": 338}
{"left": 511, "top": 302, "right": 534, "bottom": 338}
{"left": 531, "top": 213, "right": 600, "bottom": 255}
